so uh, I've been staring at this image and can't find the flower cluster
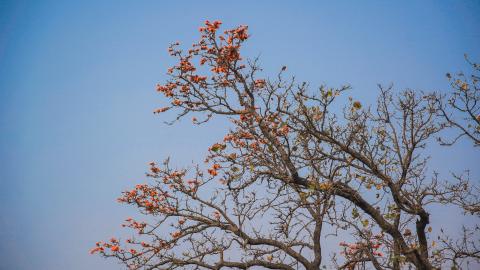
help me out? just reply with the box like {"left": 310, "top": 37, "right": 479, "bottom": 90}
{"left": 122, "top": 217, "right": 147, "bottom": 233}
{"left": 199, "top": 20, "right": 222, "bottom": 33}
{"left": 156, "top": 82, "right": 178, "bottom": 97}
{"left": 339, "top": 233, "right": 385, "bottom": 262}
{"left": 171, "top": 230, "right": 182, "bottom": 239}
{"left": 153, "top": 20, "right": 251, "bottom": 118}
{"left": 208, "top": 163, "right": 221, "bottom": 176}
{"left": 117, "top": 183, "right": 175, "bottom": 214}
{"left": 90, "top": 235, "right": 173, "bottom": 268}
{"left": 90, "top": 238, "right": 122, "bottom": 255}
{"left": 339, "top": 241, "right": 383, "bottom": 257}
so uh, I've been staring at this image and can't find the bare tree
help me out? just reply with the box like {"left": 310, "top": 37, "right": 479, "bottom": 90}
{"left": 92, "top": 21, "right": 480, "bottom": 270}
{"left": 435, "top": 55, "right": 480, "bottom": 147}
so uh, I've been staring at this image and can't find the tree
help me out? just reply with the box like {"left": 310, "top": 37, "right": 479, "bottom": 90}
{"left": 92, "top": 21, "right": 480, "bottom": 270}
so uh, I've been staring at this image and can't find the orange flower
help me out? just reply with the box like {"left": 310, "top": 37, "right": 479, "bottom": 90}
{"left": 220, "top": 79, "right": 230, "bottom": 87}
{"left": 208, "top": 169, "right": 218, "bottom": 176}
{"left": 180, "top": 85, "right": 190, "bottom": 93}
{"left": 89, "top": 247, "right": 104, "bottom": 254}
{"left": 172, "top": 99, "right": 183, "bottom": 106}
{"left": 171, "top": 231, "right": 182, "bottom": 239}
{"left": 204, "top": 20, "right": 222, "bottom": 32}
{"left": 211, "top": 66, "right": 227, "bottom": 73}
{"left": 111, "top": 245, "right": 120, "bottom": 252}
{"left": 154, "top": 107, "right": 171, "bottom": 114}
{"left": 239, "top": 132, "right": 254, "bottom": 140}
{"left": 234, "top": 25, "right": 248, "bottom": 41}
{"left": 210, "top": 143, "right": 226, "bottom": 152}
{"left": 223, "top": 134, "right": 234, "bottom": 142}
{"left": 191, "top": 75, "right": 207, "bottom": 83}
{"left": 178, "top": 217, "right": 186, "bottom": 225}
{"left": 179, "top": 60, "right": 196, "bottom": 72}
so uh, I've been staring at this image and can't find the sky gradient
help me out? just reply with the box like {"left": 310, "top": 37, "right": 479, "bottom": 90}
{"left": 1, "top": 1, "right": 479, "bottom": 269}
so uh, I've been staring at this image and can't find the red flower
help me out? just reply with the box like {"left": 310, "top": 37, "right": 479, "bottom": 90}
{"left": 171, "top": 231, "right": 182, "bottom": 239}
{"left": 208, "top": 169, "right": 218, "bottom": 176}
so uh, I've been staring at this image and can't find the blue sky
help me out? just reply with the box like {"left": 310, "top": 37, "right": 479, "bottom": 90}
{"left": 0, "top": 1, "right": 479, "bottom": 269}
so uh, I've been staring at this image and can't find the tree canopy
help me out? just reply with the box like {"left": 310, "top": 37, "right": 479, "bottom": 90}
{"left": 92, "top": 21, "right": 480, "bottom": 270}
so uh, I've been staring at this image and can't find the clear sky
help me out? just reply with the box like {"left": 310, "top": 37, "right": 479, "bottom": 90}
{"left": 0, "top": 1, "right": 479, "bottom": 269}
